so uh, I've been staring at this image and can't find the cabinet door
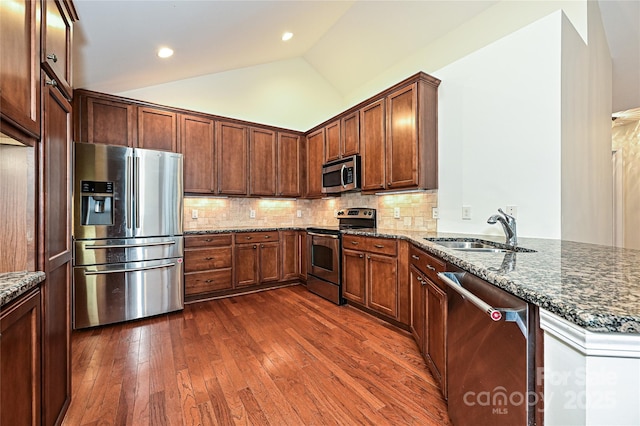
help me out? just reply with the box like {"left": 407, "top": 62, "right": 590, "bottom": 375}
{"left": 42, "top": 0, "right": 74, "bottom": 99}
{"left": 0, "top": 0, "right": 41, "bottom": 137}
{"left": 259, "top": 241, "right": 280, "bottom": 283}
{"left": 277, "top": 132, "right": 301, "bottom": 197}
{"left": 82, "top": 95, "right": 136, "bottom": 146}
{"left": 341, "top": 111, "right": 360, "bottom": 157}
{"left": 217, "top": 121, "right": 248, "bottom": 195}
{"left": 1, "top": 289, "right": 41, "bottom": 426}
{"left": 137, "top": 107, "right": 177, "bottom": 152}
{"left": 280, "top": 231, "right": 299, "bottom": 281}
{"left": 409, "top": 265, "right": 425, "bottom": 348}
{"left": 41, "top": 78, "right": 73, "bottom": 426}
{"left": 324, "top": 120, "right": 341, "bottom": 162}
{"left": 342, "top": 249, "right": 366, "bottom": 304}
{"left": 367, "top": 253, "right": 398, "bottom": 318}
{"left": 180, "top": 114, "right": 215, "bottom": 193}
{"left": 298, "top": 231, "right": 307, "bottom": 280}
{"left": 305, "top": 129, "right": 324, "bottom": 198}
{"left": 249, "top": 127, "right": 277, "bottom": 196}
{"left": 235, "top": 244, "right": 258, "bottom": 287}
{"left": 386, "top": 83, "right": 418, "bottom": 190}
{"left": 360, "top": 99, "right": 386, "bottom": 191}
{"left": 425, "top": 279, "right": 447, "bottom": 397}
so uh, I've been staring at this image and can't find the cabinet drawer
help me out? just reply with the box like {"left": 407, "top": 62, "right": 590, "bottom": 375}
{"left": 234, "top": 231, "right": 279, "bottom": 244}
{"left": 185, "top": 269, "right": 233, "bottom": 295}
{"left": 343, "top": 235, "right": 397, "bottom": 256}
{"left": 410, "top": 245, "right": 445, "bottom": 283}
{"left": 185, "top": 234, "right": 232, "bottom": 248}
{"left": 184, "top": 247, "right": 232, "bottom": 272}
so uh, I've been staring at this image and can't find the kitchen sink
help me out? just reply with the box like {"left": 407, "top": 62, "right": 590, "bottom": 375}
{"left": 425, "top": 238, "right": 536, "bottom": 253}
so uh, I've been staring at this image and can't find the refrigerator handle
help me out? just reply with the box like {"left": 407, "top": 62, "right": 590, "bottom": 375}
{"left": 83, "top": 262, "right": 177, "bottom": 275}
{"left": 135, "top": 155, "right": 140, "bottom": 229}
{"left": 126, "top": 155, "right": 132, "bottom": 229}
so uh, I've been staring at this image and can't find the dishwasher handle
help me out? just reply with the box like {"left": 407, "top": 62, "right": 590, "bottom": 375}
{"left": 438, "top": 272, "right": 503, "bottom": 321}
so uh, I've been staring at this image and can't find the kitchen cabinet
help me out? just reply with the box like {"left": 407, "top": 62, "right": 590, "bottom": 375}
{"left": 305, "top": 128, "right": 324, "bottom": 198}
{"left": 249, "top": 127, "right": 277, "bottom": 196}
{"left": 40, "top": 70, "right": 73, "bottom": 425}
{"left": 277, "top": 132, "right": 302, "bottom": 197}
{"left": 180, "top": 114, "right": 216, "bottom": 193}
{"left": 75, "top": 91, "right": 137, "bottom": 146}
{"left": 41, "top": 0, "right": 76, "bottom": 100}
{"left": 1, "top": 288, "right": 41, "bottom": 426}
{"left": 409, "top": 245, "right": 447, "bottom": 397}
{"left": 137, "top": 106, "right": 178, "bottom": 152}
{"left": 341, "top": 111, "right": 360, "bottom": 157}
{"left": 342, "top": 235, "right": 402, "bottom": 322}
{"left": 217, "top": 121, "right": 248, "bottom": 196}
{"left": 360, "top": 98, "right": 386, "bottom": 191}
{"left": 0, "top": 0, "right": 41, "bottom": 138}
{"left": 280, "top": 230, "right": 303, "bottom": 281}
{"left": 184, "top": 234, "right": 233, "bottom": 300}
{"left": 234, "top": 231, "right": 279, "bottom": 287}
{"left": 323, "top": 120, "right": 341, "bottom": 163}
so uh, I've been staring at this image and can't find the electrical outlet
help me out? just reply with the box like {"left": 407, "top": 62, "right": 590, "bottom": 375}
{"left": 191, "top": 209, "right": 198, "bottom": 219}
{"left": 393, "top": 207, "right": 400, "bottom": 219}
{"left": 296, "top": 210, "right": 302, "bottom": 218}
{"left": 462, "top": 205, "right": 472, "bottom": 220}
{"left": 506, "top": 205, "right": 518, "bottom": 218}
{"left": 250, "top": 209, "right": 256, "bottom": 219}
{"left": 432, "top": 207, "right": 439, "bottom": 219}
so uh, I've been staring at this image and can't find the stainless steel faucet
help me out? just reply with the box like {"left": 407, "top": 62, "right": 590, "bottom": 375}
{"left": 487, "top": 208, "right": 517, "bottom": 248}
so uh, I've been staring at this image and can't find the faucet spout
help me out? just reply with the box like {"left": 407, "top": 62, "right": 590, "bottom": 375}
{"left": 487, "top": 208, "right": 517, "bottom": 248}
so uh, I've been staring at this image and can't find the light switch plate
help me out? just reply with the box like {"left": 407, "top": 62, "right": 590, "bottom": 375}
{"left": 462, "top": 205, "right": 472, "bottom": 220}
{"left": 250, "top": 209, "right": 256, "bottom": 219}
{"left": 191, "top": 209, "right": 198, "bottom": 219}
{"left": 506, "top": 205, "right": 518, "bottom": 218}
{"left": 432, "top": 207, "right": 439, "bottom": 219}
{"left": 296, "top": 210, "right": 302, "bottom": 218}
{"left": 393, "top": 207, "right": 400, "bottom": 219}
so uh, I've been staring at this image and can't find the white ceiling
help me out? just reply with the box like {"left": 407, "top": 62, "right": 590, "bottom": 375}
{"left": 73, "top": 0, "right": 640, "bottom": 113}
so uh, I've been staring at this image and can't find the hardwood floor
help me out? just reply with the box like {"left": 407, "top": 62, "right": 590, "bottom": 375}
{"left": 63, "top": 285, "right": 451, "bottom": 425}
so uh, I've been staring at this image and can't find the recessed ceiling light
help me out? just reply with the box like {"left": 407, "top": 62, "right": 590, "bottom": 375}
{"left": 157, "top": 47, "right": 174, "bottom": 58}
{"left": 281, "top": 32, "right": 293, "bottom": 42}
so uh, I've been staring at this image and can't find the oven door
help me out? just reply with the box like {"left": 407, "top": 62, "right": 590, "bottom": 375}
{"left": 307, "top": 232, "right": 340, "bottom": 284}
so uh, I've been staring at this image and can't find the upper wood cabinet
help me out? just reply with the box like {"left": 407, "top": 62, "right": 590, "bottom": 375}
{"left": 323, "top": 120, "right": 341, "bottom": 163}
{"left": 75, "top": 92, "right": 136, "bottom": 146}
{"left": 360, "top": 98, "right": 386, "bottom": 192}
{"left": 137, "top": 106, "right": 177, "bottom": 152}
{"left": 180, "top": 114, "right": 215, "bottom": 194}
{"left": 41, "top": 0, "right": 76, "bottom": 100}
{"left": 0, "top": 0, "right": 41, "bottom": 138}
{"left": 341, "top": 111, "right": 360, "bottom": 157}
{"left": 305, "top": 128, "right": 324, "bottom": 198}
{"left": 277, "top": 132, "right": 302, "bottom": 197}
{"left": 249, "top": 127, "right": 277, "bottom": 196}
{"left": 217, "top": 121, "right": 248, "bottom": 195}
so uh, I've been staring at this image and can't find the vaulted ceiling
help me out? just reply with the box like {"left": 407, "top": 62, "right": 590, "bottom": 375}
{"left": 73, "top": 0, "right": 639, "bottom": 113}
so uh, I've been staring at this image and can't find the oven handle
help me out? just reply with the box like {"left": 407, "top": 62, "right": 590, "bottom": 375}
{"left": 83, "top": 262, "right": 177, "bottom": 275}
{"left": 307, "top": 231, "right": 340, "bottom": 239}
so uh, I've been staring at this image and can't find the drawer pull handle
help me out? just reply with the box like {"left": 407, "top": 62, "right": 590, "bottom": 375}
{"left": 205, "top": 257, "right": 213, "bottom": 260}
{"left": 205, "top": 279, "right": 213, "bottom": 283}
{"left": 45, "top": 78, "right": 58, "bottom": 87}
{"left": 246, "top": 236, "right": 252, "bottom": 240}
{"left": 205, "top": 238, "right": 212, "bottom": 242}
{"left": 264, "top": 235, "right": 270, "bottom": 239}
{"left": 426, "top": 264, "right": 436, "bottom": 271}
{"left": 351, "top": 241, "right": 359, "bottom": 245}
{"left": 374, "top": 244, "right": 384, "bottom": 249}
{"left": 411, "top": 255, "right": 420, "bottom": 260}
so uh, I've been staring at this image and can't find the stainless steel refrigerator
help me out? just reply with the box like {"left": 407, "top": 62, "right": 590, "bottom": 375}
{"left": 72, "top": 142, "right": 184, "bottom": 329}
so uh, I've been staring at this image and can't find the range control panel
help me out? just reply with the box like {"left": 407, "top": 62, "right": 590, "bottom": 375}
{"left": 335, "top": 208, "right": 376, "bottom": 219}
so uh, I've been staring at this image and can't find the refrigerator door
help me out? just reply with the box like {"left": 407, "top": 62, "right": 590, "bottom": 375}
{"left": 133, "top": 148, "right": 183, "bottom": 237}
{"left": 73, "top": 258, "right": 184, "bottom": 329}
{"left": 74, "top": 143, "right": 134, "bottom": 240}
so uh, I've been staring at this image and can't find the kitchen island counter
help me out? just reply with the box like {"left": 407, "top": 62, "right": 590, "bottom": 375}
{"left": 0, "top": 271, "right": 46, "bottom": 307}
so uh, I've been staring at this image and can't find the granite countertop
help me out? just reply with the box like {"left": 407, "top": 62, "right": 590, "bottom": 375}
{"left": 0, "top": 271, "right": 46, "bottom": 307}
{"left": 185, "top": 226, "right": 640, "bottom": 334}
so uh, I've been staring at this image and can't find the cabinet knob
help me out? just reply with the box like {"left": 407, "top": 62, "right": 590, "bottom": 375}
{"left": 253, "top": 245, "right": 257, "bottom": 249}
{"left": 388, "top": 182, "right": 392, "bottom": 186}
{"left": 359, "top": 254, "right": 364, "bottom": 258}
{"left": 261, "top": 244, "right": 264, "bottom": 248}
{"left": 367, "top": 255, "right": 371, "bottom": 260}
{"left": 46, "top": 53, "right": 58, "bottom": 63}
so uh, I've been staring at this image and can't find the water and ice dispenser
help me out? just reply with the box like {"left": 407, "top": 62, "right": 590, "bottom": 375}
{"left": 80, "top": 180, "right": 114, "bottom": 225}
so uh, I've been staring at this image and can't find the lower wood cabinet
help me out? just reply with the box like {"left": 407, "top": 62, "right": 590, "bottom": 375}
{"left": 409, "top": 245, "right": 447, "bottom": 397}
{"left": 1, "top": 288, "right": 41, "bottom": 426}
{"left": 342, "top": 235, "right": 408, "bottom": 325}
{"left": 235, "top": 231, "right": 279, "bottom": 287}
{"left": 184, "top": 234, "right": 233, "bottom": 300}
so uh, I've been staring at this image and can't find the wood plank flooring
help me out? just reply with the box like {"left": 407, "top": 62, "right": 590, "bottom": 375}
{"left": 62, "top": 285, "right": 451, "bottom": 425}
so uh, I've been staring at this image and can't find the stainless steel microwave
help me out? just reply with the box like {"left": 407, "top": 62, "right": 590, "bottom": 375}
{"left": 322, "top": 155, "right": 361, "bottom": 193}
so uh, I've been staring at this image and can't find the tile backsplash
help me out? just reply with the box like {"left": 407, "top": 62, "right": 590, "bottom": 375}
{"left": 184, "top": 191, "right": 437, "bottom": 231}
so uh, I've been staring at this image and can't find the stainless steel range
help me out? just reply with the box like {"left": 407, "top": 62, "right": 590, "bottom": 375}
{"left": 307, "top": 208, "right": 376, "bottom": 305}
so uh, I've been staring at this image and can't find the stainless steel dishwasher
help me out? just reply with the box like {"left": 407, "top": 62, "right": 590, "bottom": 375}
{"left": 439, "top": 270, "right": 536, "bottom": 426}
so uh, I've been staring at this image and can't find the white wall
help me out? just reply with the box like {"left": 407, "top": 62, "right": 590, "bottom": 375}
{"left": 560, "top": 3, "right": 613, "bottom": 245}
{"left": 118, "top": 57, "right": 343, "bottom": 132}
